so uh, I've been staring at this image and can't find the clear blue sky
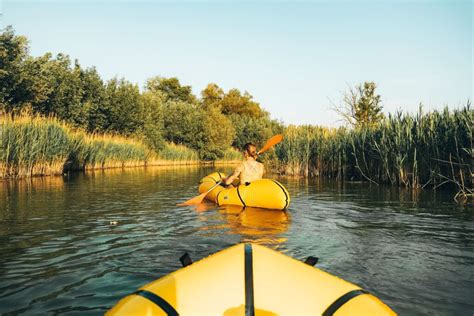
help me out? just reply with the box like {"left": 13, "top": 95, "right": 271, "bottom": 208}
{"left": 1, "top": 0, "right": 472, "bottom": 125}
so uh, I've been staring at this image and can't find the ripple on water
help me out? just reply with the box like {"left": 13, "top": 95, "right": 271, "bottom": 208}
{"left": 0, "top": 169, "right": 473, "bottom": 315}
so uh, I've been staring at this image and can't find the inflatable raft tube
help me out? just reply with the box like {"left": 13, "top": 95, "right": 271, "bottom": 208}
{"left": 198, "top": 172, "right": 290, "bottom": 210}
{"left": 107, "top": 243, "right": 396, "bottom": 316}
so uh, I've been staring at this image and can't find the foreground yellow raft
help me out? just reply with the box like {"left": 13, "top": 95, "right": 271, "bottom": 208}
{"left": 198, "top": 172, "right": 290, "bottom": 210}
{"left": 108, "top": 243, "right": 396, "bottom": 316}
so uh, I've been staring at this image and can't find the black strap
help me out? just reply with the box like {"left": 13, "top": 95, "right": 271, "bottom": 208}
{"left": 304, "top": 256, "right": 319, "bottom": 266}
{"left": 271, "top": 180, "right": 289, "bottom": 210}
{"left": 134, "top": 290, "right": 179, "bottom": 316}
{"left": 244, "top": 244, "right": 255, "bottom": 316}
{"left": 237, "top": 186, "right": 246, "bottom": 207}
{"left": 179, "top": 253, "right": 192, "bottom": 267}
{"left": 216, "top": 190, "right": 223, "bottom": 206}
{"left": 322, "top": 289, "right": 369, "bottom": 316}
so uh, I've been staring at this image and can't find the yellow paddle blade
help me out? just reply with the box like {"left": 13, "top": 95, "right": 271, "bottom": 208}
{"left": 177, "top": 191, "right": 208, "bottom": 206}
{"left": 258, "top": 134, "right": 283, "bottom": 154}
{"left": 177, "top": 181, "right": 222, "bottom": 206}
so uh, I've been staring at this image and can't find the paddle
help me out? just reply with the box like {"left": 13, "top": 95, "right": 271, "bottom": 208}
{"left": 178, "top": 134, "right": 284, "bottom": 206}
{"left": 178, "top": 181, "right": 222, "bottom": 206}
{"left": 257, "top": 134, "right": 283, "bottom": 155}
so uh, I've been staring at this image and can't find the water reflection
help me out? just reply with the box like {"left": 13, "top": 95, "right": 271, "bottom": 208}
{"left": 194, "top": 205, "right": 289, "bottom": 246}
{"left": 1, "top": 176, "right": 66, "bottom": 216}
{"left": 219, "top": 205, "right": 289, "bottom": 245}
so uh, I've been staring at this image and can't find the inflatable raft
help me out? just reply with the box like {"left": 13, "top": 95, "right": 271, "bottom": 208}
{"left": 198, "top": 172, "right": 290, "bottom": 210}
{"left": 107, "top": 243, "right": 396, "bottom": 315}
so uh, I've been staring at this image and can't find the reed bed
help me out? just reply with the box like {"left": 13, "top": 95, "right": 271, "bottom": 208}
{"left": 222, "top": 147, "right": 243, "bottom": 161}
{"left": 274, "top": 106, "right": 473, "bottom": 193}
{"left": 155, "top": 143, "right": 199, "bottom": 162}
{"left": 0, "top": 114, "right": 152, "bottom": 178}
{"left": 70, "top": 133, "right": 150, "bottom": 170}
{"left": 1, "top": 115, "right": 71, "bottom": 177}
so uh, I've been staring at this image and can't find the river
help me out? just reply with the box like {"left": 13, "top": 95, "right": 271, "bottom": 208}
{"left": 0, "top": 166, "right": 473, "bottom": 315}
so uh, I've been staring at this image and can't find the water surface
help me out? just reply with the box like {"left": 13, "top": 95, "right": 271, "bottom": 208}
{"left": 1, "top": 166, "right": 473, "bottom": 315}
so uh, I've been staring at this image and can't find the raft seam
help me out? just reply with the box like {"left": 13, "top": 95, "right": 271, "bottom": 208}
{"left": 322, "top": 289, "right": 369, "bottom": 316}
{"left": 133, "top": 290, "right": 179, "bottom": 316}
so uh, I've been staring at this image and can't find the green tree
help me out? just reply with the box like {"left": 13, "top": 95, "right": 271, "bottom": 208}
{"left": 21, "top": 54, "right": 54, "bottom": 109}
{"left": 199, "top": 107, "right": 235, "bottom": 160}
{"left": 141, "top": 91, "right": 165, "bottom": 151}
{"left": 336, "top": 82, "right": 384, "bottom": 127}
{"left": 162, "top": 101, "right": 235, "bottom": 160}
{"left": 79, "top": 66, "right": 108, "bottom": 133}
{"left": 220, "top": 88, "right": 267, "bottom": 118}
{"left": 200, "top": 84, "right": 281, "bottom": 150}
{"left": 0, "top": 26, "right": 34, "bottom": 112}
{"left": 162, "top": 101, "right": 203, "bottom": 146}
{"left": 201, "top": 83, "right": 224, "bottom": 110}
{"left": 29, "top": 54, "right": 87, "bottom": 127}
{"left": 230, "top": 114, "right": 282, "bottom": 149}
{"left": 145, "top": 76, "right": 196, "bottom": 104}
{"left": 104, "top": 78, "right": 144, "bottom": 136}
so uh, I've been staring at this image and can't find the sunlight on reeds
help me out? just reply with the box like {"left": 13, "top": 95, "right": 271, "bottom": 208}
{"left": 155, "top": 143, "right": 199, "bottom": 162}
{"left": 222, "top": 147, "right": 242, "bottom": 161}
{"left": 1, "top": 114, "right": 70, "bottom": 177}
{"left": 0, "top": 113, "right": 152, "bottom": 178}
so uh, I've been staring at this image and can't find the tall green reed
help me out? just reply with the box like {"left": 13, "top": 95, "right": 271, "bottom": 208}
{"left": 274, "top": 105, "right": 473, "bottom": 191}
{"left": 0, "top": 114, "right": 153, "bottom": 177}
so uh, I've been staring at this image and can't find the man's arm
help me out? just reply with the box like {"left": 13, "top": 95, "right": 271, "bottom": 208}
{"left": 224, "top": 164, "right": 243, "bottom": 185}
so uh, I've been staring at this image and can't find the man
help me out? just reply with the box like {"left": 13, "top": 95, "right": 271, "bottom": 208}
{"left": 222, "top": 142, "right": 264, "bottom": 186}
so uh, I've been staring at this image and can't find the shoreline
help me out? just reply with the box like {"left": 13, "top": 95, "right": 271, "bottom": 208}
{"left": 2, "top": 162, "right": 471, "bottom": 203}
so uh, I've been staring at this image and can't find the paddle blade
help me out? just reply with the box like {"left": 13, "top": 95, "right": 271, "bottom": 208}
{"left": 178, "top": 191, "right": 208, "bottom": 206}
{"left": 178, "top": 181, "right": 222, "bottom": 207}
{"left": 259, "top": 134, "right": 283, "bottom": 154}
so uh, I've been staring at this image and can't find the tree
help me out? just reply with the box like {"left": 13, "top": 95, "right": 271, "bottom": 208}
{"left": 200, "top": 84, "right": 281, "bottom": 150}
{"left": 141, "top": 91, "right": 165, "bottom": 151}
{"left": 335, "top": 82, "right": 384, "bottom": 127}
{"left": 201, "top": 83, "right": 224, "bottom": 110}
{"left": 104, "top": 78, "right": 144, "bottom": 136}
{"left": 162, "top": 101, "right": 204, "bottom": 146}
{"left": 199, "top": 107, "right": 235, "bottom": 160}
{"left": 161, "top": 101, "right": 235, "bottom": 160}
{"left": 229, "top": 114, "right": 282, "bottom": 150}
{"left": 145, "top": 76, "right": 196, "bottom": 104}
{"left": 79, "top": 66, "right": 107, "bottom": 133}
{"left": 29, "top": 54, "right": 87, "bottom": 127}
{"left": 220, "top": 88, "right": 267, "bottom": 118}
{"left": 0, "top": 26, "right": 34, "bottom": 112}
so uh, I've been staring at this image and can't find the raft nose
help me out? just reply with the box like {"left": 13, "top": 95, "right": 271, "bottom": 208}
{"left": 107, "top": 243, "right": 396, "bottom": 316}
